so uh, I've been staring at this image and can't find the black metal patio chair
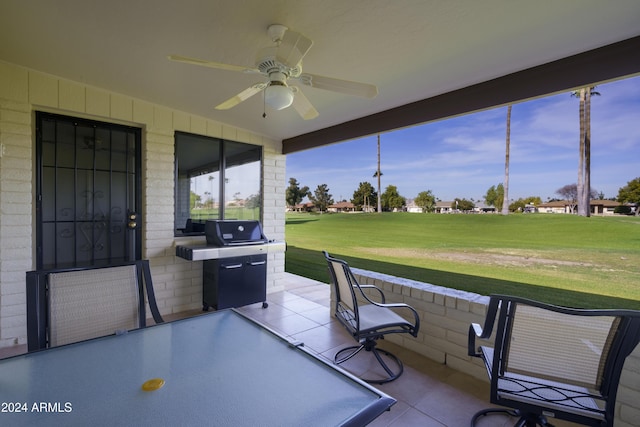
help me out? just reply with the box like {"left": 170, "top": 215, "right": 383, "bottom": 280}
{"left": 324, "top": 251, "right": 420, "bottom": 384}
{"left": 26, "top": 260, "right": 164, "bottom": 351}
{"left": 468, "top": 294, "right": 640, "bottom": 427}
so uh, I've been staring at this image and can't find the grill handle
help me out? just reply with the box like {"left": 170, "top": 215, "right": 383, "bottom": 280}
{"left": 222, "top": 263, "right": 243, "bottom": 270}
{"left": 247, "top": 261, "right": 266, "bottom": 266}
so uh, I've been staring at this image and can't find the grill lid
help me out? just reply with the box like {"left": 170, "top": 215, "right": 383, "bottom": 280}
{"left": 205, "top": 220, "right": 268, "bottom": 246}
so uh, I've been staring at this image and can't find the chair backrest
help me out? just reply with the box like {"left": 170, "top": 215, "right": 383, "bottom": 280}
{"left": 323, "top": 251, "right": 360, "bottom": 332}
{"left": 486, "top": 294, "right": 640, "bottom": 424}
{"left": 27, "top": 260, "right": 163, "bottom": 351}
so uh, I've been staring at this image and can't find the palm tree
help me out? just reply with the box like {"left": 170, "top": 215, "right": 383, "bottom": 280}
{"left": 584, "top": 87, "right": 598, "bottom": 217}
{"left": 373, "top": 134, "right": 382, "bottom": 213}
{"left": 502, "top": 105, "right": 512, "bottom": 215}
{"left": 572, "top": 86, "right": 600, "bottom": 217}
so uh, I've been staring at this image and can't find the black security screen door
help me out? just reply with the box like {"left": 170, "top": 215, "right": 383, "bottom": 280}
{"left": 35, "top": 112, "right": 142, "bottom": 269}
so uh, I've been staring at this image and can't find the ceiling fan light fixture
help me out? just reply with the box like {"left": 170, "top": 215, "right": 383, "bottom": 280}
{"left": 169, "top": 25, "right": 376, "bottom": 119}
{"left": 265, "top": 82, "right": 294, "bottom": 110}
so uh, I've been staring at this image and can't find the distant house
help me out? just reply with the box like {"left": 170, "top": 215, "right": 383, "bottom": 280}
{"left": 473, "top": 203, "right": 496, "bottom": 213}
{"left": 327, "top": 201, "right": 356, "bottom": 213}
{"left": 290, "top": 202, "right": 315, "bottom": 212}
{"left": 538, "top": 199, "right": 623, "bottom": 216}
{"left": 538, "top": 200, "right": 570, "bottom": 214}
{"left": 435, "top": 201, "right": 454, "bottom": 214}
{"left": 407, "top": 199, "right": 452, "bottom": 213}
{"left": 590, "top": 199, "right": 624, "bottom": 216}
{"left": 406, "top": 200, "right": 422, "bottom": 213}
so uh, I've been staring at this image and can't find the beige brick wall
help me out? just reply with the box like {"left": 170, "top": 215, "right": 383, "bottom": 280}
{"left": 344, "top": 268, "right": 640, "bottom": 427}
{"left": 0, "top": 60, "right": 286, "bottom": 348}
{"left": 618, "top": 351, "right": 640, "bottom": 427}
{"left": 0, "top": 96, "right": 32, "bottom": 348}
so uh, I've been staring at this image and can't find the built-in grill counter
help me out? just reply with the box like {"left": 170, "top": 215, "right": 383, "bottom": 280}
{"left": 175, "top": 220, "right": 285, "bottom": 311}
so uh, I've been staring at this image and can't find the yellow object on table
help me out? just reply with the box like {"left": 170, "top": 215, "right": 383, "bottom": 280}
{"left": 142, "top": 378, "right": 165, "bottom": 391}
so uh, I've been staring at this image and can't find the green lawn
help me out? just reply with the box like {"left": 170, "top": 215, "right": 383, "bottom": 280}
{"left": 284, "top": 212, "right": 640, "bottom": 309}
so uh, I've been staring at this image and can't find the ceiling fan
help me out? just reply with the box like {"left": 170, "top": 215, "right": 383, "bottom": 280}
{"left": 168, "top": 24, "right": 378, "bottom": 120}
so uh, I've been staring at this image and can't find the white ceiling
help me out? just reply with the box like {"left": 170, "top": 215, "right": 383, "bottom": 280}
{"left": 1, "top": 0, "right": 640, "bottom": 147}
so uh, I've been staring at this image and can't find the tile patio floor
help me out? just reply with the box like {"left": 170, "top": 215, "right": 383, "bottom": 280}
{"left": 233, "top": 273, "right": 578, "bottom": 427}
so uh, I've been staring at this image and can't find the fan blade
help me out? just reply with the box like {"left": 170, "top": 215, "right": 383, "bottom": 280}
{"left": 276, "top": 30, "right": 313, "bottom": 69}
{"left": 168, "top": 54, "right": 258, "bottom": 73}
{"left": 215, "top": 83, "right": 268, "bottom": 110}
{"left": 291, "top": 87, "right": 319, "bottom": 120}
{"left": 297, "top": 73, "right": 378, "bottom": 98}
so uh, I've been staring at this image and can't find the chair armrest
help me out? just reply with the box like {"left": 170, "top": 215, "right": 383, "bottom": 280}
{"left": 468, "top": 296, "right": 501, "bottom": 357}
{"left": 374, "top": 301, "right": 421, "bottom": 336}
{"left": 355, "top": 280, "right": 419, "bottom": 335}
{"left": 468, "top": 322, "right": 487, "bottom": 357}
{"left": 139, "top": 260, "right": 164, "bottom": 324}
{"left": 471, "top": 322, "right": 486, "bottom": 338}
{"left": 357, "top": 284, "right": 386, "bottom": 303}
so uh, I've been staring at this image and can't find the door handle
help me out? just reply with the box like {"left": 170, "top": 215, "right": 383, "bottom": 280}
{"left": 128, "top": 212, "right": 138, "bottom": 229}
{"left": 222, "top": 264, "right": 243, "bottom": 269}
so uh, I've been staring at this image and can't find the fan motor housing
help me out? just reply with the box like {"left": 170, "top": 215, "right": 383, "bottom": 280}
{"left": 255, "top": 47, "right": 301, "bottom": 78}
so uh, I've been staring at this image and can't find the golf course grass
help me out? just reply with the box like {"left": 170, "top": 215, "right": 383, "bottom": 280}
{"left": 284, "top": 212, "right": 640, "bottom": 309}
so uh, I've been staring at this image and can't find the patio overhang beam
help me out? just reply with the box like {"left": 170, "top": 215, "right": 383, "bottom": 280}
{"left": 282, "top": 35, "right": 640, "bottom": 154}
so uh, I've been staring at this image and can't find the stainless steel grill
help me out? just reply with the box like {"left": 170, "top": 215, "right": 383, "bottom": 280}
{"left": 175, "top": 220, "right": 285, "bottom": 311}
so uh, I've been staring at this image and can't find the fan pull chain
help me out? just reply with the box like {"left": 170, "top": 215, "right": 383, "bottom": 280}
{"left": 262, "top": 90, "right": 267, "bottom": 118}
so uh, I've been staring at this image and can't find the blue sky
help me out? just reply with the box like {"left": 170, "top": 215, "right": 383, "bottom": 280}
{"left": 286, "top": 75, "right": 640, "bottom": 204}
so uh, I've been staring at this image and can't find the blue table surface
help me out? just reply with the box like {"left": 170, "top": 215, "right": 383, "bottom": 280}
{"left": 0, "top": 310, "right": 394, "bottom": 426}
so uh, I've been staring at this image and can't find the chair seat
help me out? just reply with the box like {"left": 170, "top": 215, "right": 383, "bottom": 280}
{"left": 358, "top": 304, "right": 413, "bottom": 334}
{"left": 481, "top": 344, "right": 605, "bottom": 421}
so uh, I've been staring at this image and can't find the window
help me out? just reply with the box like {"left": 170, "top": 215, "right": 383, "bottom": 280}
{"left": 174, "top": 132, "right": 262, "bottom": 236}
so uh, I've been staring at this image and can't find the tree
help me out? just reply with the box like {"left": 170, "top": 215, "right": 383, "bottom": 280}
{"left": 308, "top": 184, "right": 333, "bottom": 213}
{"left": 414, "top": 190, "right": 436, "bottom": 213}
{"left": 203, "top": 191, "right": 213, "bottom": 209}
{"left": 190, "top": 190, "right": 201, "bottom": 210}
{"left": 556, "top": 184, "right": 578, "bottom": 213}
{"left": 617, "top": 177, "right": 640, "bottom": 215}
{"left": 572, "top": 86, "right": 600, "bottom": 217}
{"left": 508, "top": 196, "right": 542, "bottom": 213}
{"left": 525, "top": 196, "right": 542, "bottom": 206}
{"left": 245, "top": 193, "right": 261, "bottom": 209}
{"left": 556, "top": 183, "right": 598, "bottom": 214}
{"left": 509, "top": 199, "right": 526, "bottom": 213}
{"left": 502, "top": 105, "right": 512, "bottom": 215}
{"left": 452, "top": 198, "right": 474, "bottom": 212}
{"left": 484, "top": 183, "right": 504, "bottom": 212}
{"left": 285, "top": 178, "right": 309, "bottom": 207}
{"left": 381, "top": 185, "right": 405, "bottom": 211}
{"left": 373, "top": 134, "right": 382, "bottom": 213}
{"left": 351, "top": 182, "right": 377, "bottom": 211}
